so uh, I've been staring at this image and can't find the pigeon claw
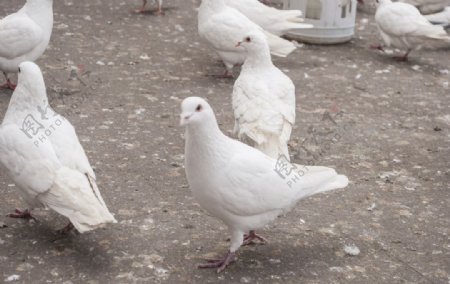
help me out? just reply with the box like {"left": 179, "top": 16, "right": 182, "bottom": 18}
{"left": 198, "top": 251, "right": 236, "bottom": 273}
{"left": 6, "top": 209, "right": 36, "bottom": 221}
{"left": 243, "top": 230, "right": 267, "bottom": 246}
{"left": 57, "top": 222, "right": 75, "bottom": 235}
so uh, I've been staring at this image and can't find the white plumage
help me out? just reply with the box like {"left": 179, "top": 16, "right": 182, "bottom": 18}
{"left": 224, "top": 0, "right": 312, "bottom": 36}
{"left": 0, "top": 0, "right": 53, "bottom": 89}
{"left": 181, "top": 97, "right": 349, "bottom": 272}
{"left": 375, "top": 0, "right": 450, "bottom": 60}
{"left": 233, "top": 31, "right": 295, "bottom": 161}
{"left": 0, "top": 62, "right": 117, "bottom": 233}
{"left": 198, "top": 0, "right": 297, "bottom": 77}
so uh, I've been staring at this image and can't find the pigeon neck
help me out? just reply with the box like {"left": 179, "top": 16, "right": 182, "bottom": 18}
{"left": 186, "top": 116, "right": 225, "bottom": 148}
{"left": 243, "top": 46, "right": 273, "bottom": 69}
{"left": 4, "top": 80, "right": 48, "bottom": 123}
{"left": 24, "top": 0, "right": 54, "bottom": 31}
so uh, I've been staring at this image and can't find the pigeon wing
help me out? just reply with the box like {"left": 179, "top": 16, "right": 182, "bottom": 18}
{"left": 0, "top": 13, "right": 44, "bottom": 60}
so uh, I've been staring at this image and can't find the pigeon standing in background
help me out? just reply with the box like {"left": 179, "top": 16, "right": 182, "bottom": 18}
{"left": 137, "top": 0, "right": 164, "bottom": 15}
{"left": 425, "top": 7, "right": 450, "bottom": 28}
{"left": 0, "top": 0, "right": 53, "bottom": 90}
{"left": 198, "top": 0, "right": 297, "bottom": 78}
{"left": 181, "top": 97, "right": 349, "bottom": 272}
{"left": 373, "top": 0, "right": 450, "bottom": 61}
{"left": 0, "top": 62, "right": 117, "bottom": 233}
{"left": 224, "top": 0, "right": 313, "bottom": 36}
{"left": 233, "top": 32, "right": 295, "bottom": 161}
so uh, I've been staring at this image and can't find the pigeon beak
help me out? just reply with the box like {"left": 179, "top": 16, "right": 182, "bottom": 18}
{"left": 235, "top": 41, "right": 242, "bottom": 48}
{"left": 180, "top": 113, "right": 192, "bottom": 126}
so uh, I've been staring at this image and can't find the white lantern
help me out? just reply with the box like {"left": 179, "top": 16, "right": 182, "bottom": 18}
{"left": 283, "top": 0, "right": 357, "bottom": 44}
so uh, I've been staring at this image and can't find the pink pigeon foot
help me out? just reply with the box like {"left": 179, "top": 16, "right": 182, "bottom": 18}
{"left": 7, "top": 209, "right": 35, "bottom": 220}
{"left": 0, "top": 79, "right": 16, "bottom": 90}
{"left": 207, "top": 70, "right": 234, "bottom": 79}
{"left": 198, "top": 251, "right": 236, "bottom": 273}
{"left": 243, "top": 230, "right": 267, "bottom": 246}
{"left": 57, "top": 222, "right": 74, "bottom": 235}
{"left": 393, "top": 50, "right": 411, "bottom": 62}
{"left": 370, "top": 44, "right": 385, "bottom": 52}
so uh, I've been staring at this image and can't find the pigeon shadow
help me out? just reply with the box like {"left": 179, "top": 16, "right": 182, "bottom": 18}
{"left": 133, "top": 6, "right": 177, "bottom": 16}
{"left": 0, "top": 216, "right": 114, "bottom": 277}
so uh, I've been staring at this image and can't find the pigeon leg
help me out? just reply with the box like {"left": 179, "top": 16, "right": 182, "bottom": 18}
{"left": 207, "top": 70, "right": 234, "bottom": 79}
{"left": 243, "top": 230, "right": 267, "bottom": 246}
{"left": 393, "top": 49, "right": 411, "bottom": 62}
{"left": 155, "top": 0, "right": 164, "bottom": 15}
{"left": 370, "top": 44, "right": 385, "bottom": 52}
{"left": 7, "top": 209, "right": 36, "bottom": 220}
{"left": 136, "top": 0, "right": 147, "bottom": 13}
{"left": 198, "top": 251, "right": 236, "bottom": 273}
{"left": 57, "top": 222, "right": 74, "bottom": 234}
{"left": 0, "top": 72, "right": 16, "bottom": 90}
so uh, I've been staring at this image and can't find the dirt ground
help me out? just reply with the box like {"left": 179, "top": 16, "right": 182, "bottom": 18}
{"left": 0, "top": 0, "right": 449, "bottom": 283}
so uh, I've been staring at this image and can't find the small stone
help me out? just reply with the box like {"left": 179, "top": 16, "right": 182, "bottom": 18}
{"left": 344, "top": 244, "right": 360, "bottom": 256}
{"left": 4, "top": 275, "right": 20, "bottom": 282}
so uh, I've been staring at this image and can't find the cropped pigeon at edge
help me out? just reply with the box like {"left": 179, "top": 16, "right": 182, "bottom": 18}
{"left": 0, "top": 62, "right": 117, "bottom": 233}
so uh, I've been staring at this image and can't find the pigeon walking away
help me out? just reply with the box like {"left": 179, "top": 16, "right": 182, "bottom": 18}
{"left": 198, "top": 0, "right": 297, "bottom": 78}
{"left": 181, "top": 97, "right": 349, "bottom": 272}
{"left": 224, "top": 0, "right": 312, "bottom": 36}
{"left": 233, "top": 32, "right": 295, "bottom": 161}
{"left": 373, "top": 0, "right": 450, "bottom": 61}
{"left": 136, "top": 0, "right": 164, "bottom": 15}
{"left": 0, "top": 62, "right": 117, "bottom": 233}
{"left": 0, "top": 0, "right": 53, "bottom": 90}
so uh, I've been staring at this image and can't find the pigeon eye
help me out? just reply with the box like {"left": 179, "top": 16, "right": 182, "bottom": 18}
{"left": 245, "top": 37, "right": 251, "bottom": 42}
{"left": 196, "top": 104, "right": 202, "bottom": 112}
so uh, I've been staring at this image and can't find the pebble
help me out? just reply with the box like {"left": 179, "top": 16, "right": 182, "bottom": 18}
{"left": 344, "top": 244, "right": 360, "bottom": 256}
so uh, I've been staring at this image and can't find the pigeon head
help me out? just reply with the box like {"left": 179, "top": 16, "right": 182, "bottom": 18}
{"left": 16, "top": 61, "right": 47, "bottom": 101}
{"left": 180, "top": 97, "right": 215, "bottom": 127}
{"left": 236, "top": 31, "right": 268, "bottom": 51}
{"left": 17, "top": 61, "right": 45, "bottom": 88}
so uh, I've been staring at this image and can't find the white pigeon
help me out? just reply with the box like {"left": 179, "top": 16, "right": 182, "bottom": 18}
{"left": 137, "top": 0, "right": 164, "bottom": 15}
{"left": 0, "top": 62, "right": 117, "bottom": 233}
{"left": 181, "top": 97, "right": 349, "bottom": 272}
{"left": 198, "top": 0, "right": 297, "bottom": 77}
{"left": 0, "top": 0, "right": 53, "bottom": 90}
{"left": 233, "top": 31, "right": 295, "bottom": 161}
{"left": 425, "top": 6, "right": 450, "bottom": 27}
{"left": 374, "top": 0, "right": 450, "bottom": 61}
{"left": 224, "top": 0, "right": 313, "bottom": 36}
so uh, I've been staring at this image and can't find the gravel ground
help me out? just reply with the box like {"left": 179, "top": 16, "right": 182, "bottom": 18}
{"left": 0, "top": 0, "right": 449, "bottom": 283}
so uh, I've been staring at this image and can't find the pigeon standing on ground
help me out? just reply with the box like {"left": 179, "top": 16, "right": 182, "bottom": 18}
{"left": 373, "top": 0, "right": 450, "bottom": 61}
{"left": 198, "top": 0, "right": 297, "bottom": 78}
{"left": 224, "top": 0, "right": 312, "bottom": 36}
{"left": 233, "top": 32, "right": 295, "bottom": 161}
{"left": 0, "top": 62, "right": 117, "bottom": 233}
{"left": 181, "top": 97, "right": 349, "bottom": 272}
{"left": 0, "top": 0, "right": 53, "bottom": 90}
{"left": 137, "top": 0, "right": 164, "bottom": 15}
